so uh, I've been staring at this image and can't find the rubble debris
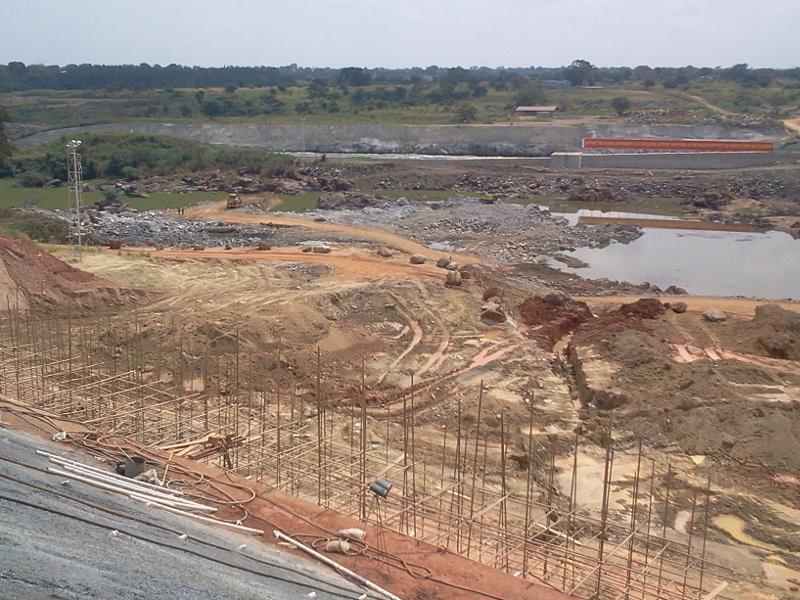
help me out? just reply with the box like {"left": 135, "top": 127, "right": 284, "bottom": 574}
{"left": 317, "top": 192, "right": 406, "bottom": 210}
{"left": 688, "top": 189, "right": 734, "bottom": 210}
{"left": 568, "top": 185, "right": 624, "bottom": 203}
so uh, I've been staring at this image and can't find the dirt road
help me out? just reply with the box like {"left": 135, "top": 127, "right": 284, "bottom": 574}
{"left": 580, "top": 295, "right": 800, "bottom": 317}
{"left": 186, "top": 202, "right": 485, "bottom": 265}
{"left": 120, "top": 245, "right": 450, "bottom": 283}
{"left": 784, "top": 116, "right": 800, "bottom": 136}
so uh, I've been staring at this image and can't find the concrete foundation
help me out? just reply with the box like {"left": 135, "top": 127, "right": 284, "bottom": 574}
{"left": 554, "top": 151, "right": 799, "bottom": 170}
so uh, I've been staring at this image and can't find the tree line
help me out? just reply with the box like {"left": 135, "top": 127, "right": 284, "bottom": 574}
{"left": 2, "top": 60, "right": 798, "bottom": 92}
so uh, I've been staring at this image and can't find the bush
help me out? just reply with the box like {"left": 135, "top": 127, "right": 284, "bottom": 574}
{"left": 515, "top": 83, "right": 548, "bottom": 106}
{"left": 15, "top": 132, "right": 298, "bottom": 179}
{"left": 611, "top": 96, "right": 632, "bottom": 116}
{"left": 200, "top": 99, "right": 223, "bottom": 117}
{"left": 120, "top": 166, "right": 139, "bottom": 181}
{"left": 17, "top": 170, "right": 48, "bottom": 187}
{"left": 454, "top": 104, "right": 478, "bottom": 123}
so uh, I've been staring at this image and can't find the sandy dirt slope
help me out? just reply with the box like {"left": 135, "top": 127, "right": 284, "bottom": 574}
{"left": 0, "top": 234, "right": 139, "bottom": 311}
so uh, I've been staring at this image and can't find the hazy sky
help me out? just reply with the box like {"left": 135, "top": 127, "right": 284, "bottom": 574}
{"left": 2, "top": 0, "right": 798, "bottom": 68}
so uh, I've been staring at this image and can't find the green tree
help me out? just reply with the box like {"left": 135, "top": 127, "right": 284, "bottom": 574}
{"left": 0, "top": 106, "right": 12, "bottom": 176}
{"left": 565, "top": 59, "right": 597, "bottom": 86}
{"left": 611, "top": 96, "right": 632, "bottom": 116}
{"left": 200, "top": 99, "right": 223, "bottom": 117}
{"left": 515, "top": 83, "right": 548, "bottom": 106}
{"left": 454, "top": 103, "right": 478, "bottom": 123}
{"left": 338, "top": 67, "right": 372, "bottom": 87}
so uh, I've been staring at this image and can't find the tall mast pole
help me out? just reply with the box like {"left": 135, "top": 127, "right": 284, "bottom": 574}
{"left": 66, "top": 140, "right": 83, "bottom": 261}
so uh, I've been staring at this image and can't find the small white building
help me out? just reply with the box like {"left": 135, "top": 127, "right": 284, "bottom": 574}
{"left": 515, "top": 105, "right": 558, "bottom": 118}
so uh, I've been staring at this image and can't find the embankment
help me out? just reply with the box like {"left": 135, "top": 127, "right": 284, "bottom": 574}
{"left": 12, "top": 121, "right": 783, "bottom": 157}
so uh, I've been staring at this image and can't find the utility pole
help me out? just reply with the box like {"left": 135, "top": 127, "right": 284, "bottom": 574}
{"left": 66, "top": 140, "right": 83, "bottom": 261}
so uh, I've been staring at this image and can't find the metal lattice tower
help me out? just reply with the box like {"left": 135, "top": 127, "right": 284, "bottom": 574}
{"left": 66, "top": 140, "right": 83, "bottom": 261}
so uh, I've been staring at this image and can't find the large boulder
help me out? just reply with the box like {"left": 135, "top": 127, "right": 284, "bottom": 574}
{"left": 377, "top": 246, "right": 393, "bottom": 258}
{"left": 702, "top": 308, "right": 727, "bottom": 322}
{"left": 482, "top": 286, "right": 505, "bottom": 301}
{"left": 445, "top": 271, "right": 463, "bottom": 287}
{"left": 671, "top": 301, "right": 688, "bottom": 314}
{"left": 409, "top": 255, "right": 426, "bottom": 265}
{"left": 436, "top": 257, "right": 452, "bottom": 269}
{"left": 481, "top": 302, "right": 507, "bottom": 324}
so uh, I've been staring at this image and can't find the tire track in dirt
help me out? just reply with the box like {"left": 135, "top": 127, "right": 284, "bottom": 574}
{"left": 376, "top": 297, "right": 423, "bottom": 385}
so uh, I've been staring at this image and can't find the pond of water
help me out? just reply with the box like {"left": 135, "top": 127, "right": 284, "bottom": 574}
{"left": 555, "top": 226, "right": 800, "bottom": 300}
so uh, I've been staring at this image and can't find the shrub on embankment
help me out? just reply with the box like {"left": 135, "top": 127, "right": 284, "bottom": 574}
{"left": 9, "top": 133, "right": 297, "bottom": 182}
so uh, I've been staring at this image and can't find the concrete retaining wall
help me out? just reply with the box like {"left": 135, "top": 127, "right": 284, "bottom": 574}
{"left": 563, "top": 151, "right": 799, "bottom": 170}
{"left": 12, "top": 121, "right": 782, "bottom": 158}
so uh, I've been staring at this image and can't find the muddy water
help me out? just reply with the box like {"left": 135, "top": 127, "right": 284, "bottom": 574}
{"left": 556, "top": 227, "right": 800, "bottom": 300}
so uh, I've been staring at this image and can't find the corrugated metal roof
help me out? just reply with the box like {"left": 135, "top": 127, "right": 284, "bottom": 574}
{"left": 515, "top": 105, "right": 558, "bottom": 112}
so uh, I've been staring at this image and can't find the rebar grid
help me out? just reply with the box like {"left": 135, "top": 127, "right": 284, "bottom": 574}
{"left": 0, "top": 308, "right": 730, "bottom": 600}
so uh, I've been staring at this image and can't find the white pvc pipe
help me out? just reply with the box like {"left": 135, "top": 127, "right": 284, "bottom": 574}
{"left": 55, "top": 463, "right": 214, "bottom": 512}
{"left": 273, "top": 529, "right": 403, "bottom": 600}
{"left": 127, "top": 492, "right": 217, "bottom": 513}
{"left": 140, "top": 500, "right": 265, "bottom": 535}
{"left": 46, "top": 467, "right": 214, "bottom": 513}
{"left": 36, "top": 449, "right": 186, "bottom": 496}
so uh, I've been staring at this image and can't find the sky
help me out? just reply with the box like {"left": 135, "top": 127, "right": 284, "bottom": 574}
{"left": 1, "top": 0, "right": 798, "bottom": 69}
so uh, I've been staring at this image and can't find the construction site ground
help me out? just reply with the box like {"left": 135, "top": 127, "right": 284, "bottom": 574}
{"left": 2, "top": 158, "right": 800, "bottom": 599}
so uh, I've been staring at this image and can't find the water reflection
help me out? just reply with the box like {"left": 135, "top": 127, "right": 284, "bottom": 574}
{"left": 556, "top": 228, "right": 800, "bottom": 300}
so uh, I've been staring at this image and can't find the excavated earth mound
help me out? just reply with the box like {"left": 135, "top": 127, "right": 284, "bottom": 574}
{"left": 565, "top": 300, "right": 800, "bottom": 470}
{"left": 519, "top": 293, "right": 593, "bottom": 349}
{"left": 0, "top": 235, "right": 140, "bottom": 311}
{"left": 728, "top": 304, "right": 800, "bottom": 360}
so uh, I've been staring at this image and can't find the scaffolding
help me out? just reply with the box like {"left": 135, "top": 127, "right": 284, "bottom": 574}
{"left": 0, "top": 306, "right": 730, "bottom": 600}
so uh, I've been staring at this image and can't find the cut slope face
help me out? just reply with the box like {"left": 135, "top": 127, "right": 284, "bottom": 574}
{"left": 0, "top": 235, "right": 137, "bottom": 311}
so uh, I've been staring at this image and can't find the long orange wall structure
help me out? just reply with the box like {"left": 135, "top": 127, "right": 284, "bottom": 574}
{"left": 582, "top": 137, "right": 774, "bottom": 152}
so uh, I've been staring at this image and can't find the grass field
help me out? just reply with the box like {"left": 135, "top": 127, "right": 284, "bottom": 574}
{"left": 0, "top": 178, "right": 225, "bottom": 211}
{"left": 3, "top": 82, "right": 759, "bottom": 131}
